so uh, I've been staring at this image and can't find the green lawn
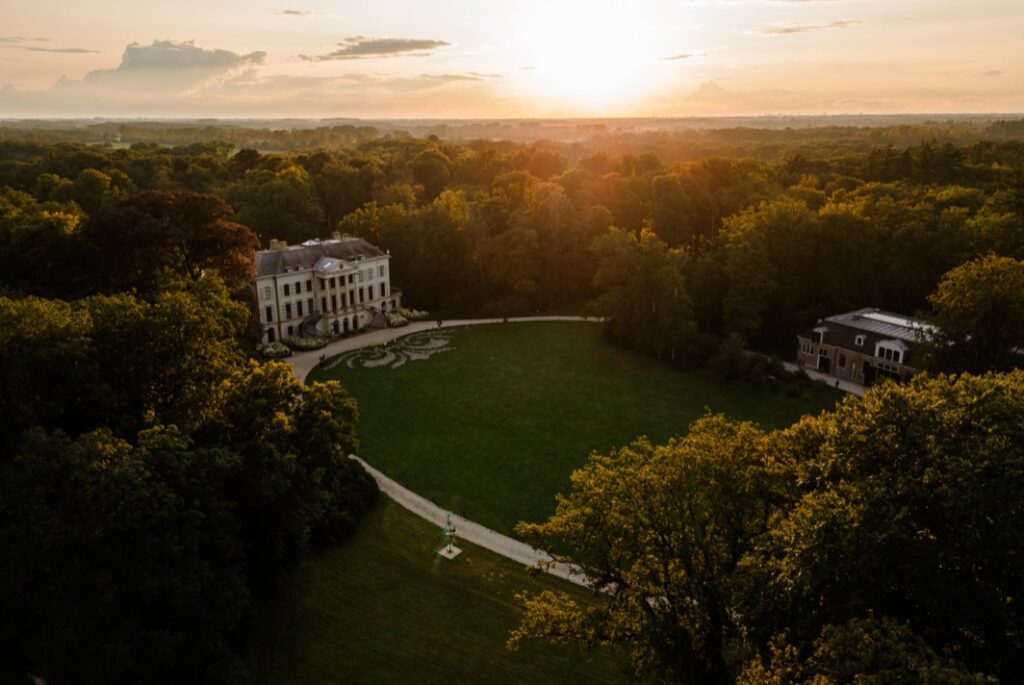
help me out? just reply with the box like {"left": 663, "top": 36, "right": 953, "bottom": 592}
{"left": 248, "top": 497, "right": 625, "bottom": 684}
{"left": 308, "top": 322, "right": 841, "bottom": 537}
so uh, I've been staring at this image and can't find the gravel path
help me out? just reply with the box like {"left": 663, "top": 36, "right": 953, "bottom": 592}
{"left": 352, "top": 456, "right": 592, "bottom": 587}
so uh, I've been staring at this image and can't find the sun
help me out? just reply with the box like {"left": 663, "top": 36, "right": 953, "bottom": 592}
{"left": 517, "top": 3, "right": 663, "bottom": 111}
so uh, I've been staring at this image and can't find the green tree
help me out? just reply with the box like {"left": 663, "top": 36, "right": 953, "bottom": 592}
{"left": 0, "top": 426, "right": 248, "bottom": 684}
{"left": 739, "top": 617, "right": 988, "bottom": 685}
{"left": 512, "top": 416, "right": 774, "bottom": 683}
{"left": 722, "top": 228, "right": 776, "bottom": 341}
{"left": 590, "top": 226, "right": 698, "bottom": 361}
{"left": 925, "top": 254, "right": 1024, "bottom": 372}
{"left": 742, "top": 372, "right": 1024, "bottom": 681}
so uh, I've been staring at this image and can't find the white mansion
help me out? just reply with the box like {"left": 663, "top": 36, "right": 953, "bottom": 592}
{"left": 255, "top": 234, "right": 401, "bottom": 343}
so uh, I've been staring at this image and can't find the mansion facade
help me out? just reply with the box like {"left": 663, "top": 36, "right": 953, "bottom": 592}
{"left": 796, "top": 308, "right": 934, "bottom": 385}
{"left": 255, "top": 234, "right": 401, "bottom": 343}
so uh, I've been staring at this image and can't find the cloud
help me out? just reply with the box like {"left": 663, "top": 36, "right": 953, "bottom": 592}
{"left": 300, "top": 36, "right": 450, "bottom": 61}
{"left": 754, "top": 20, "right": 861, "bottom": 34}
{"left": 1, "top": 35, "right": 96, "bottom": 53}
{"left": 660, "top": 52, "right": 707, "bottom": 61}
{"left": 0, "top": 36, "right": 49, "bottom": 45}
{"left": 278, "top": 9, "right": 309, "bottom": 16}
{"left": 24, "top": 47, "right": 98, "bottom": 54}
{"left": 93, "top": 40, "right": 265, "bottom": 73}
{"left": 981, "top": 70, "right": 1003, "bottom": 77}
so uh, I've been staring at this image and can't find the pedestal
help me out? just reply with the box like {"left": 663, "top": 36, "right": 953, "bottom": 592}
{"left": 438, "top": 545, "right": 462, "bottom": 560}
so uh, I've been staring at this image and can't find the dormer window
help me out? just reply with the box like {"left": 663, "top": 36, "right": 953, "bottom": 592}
{"left": 855, "top": 334, "right": 865, "bottom": 347}
{"left": 875, "top": 339, "right": 908, "bottom": 365}
{"left": 812, "top": 326, "right": 828, "bottom": 344}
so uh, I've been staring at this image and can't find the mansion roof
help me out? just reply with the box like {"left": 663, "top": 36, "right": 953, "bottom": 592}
{"left": 255, "top": 237, "right": 385, "bottom": 278}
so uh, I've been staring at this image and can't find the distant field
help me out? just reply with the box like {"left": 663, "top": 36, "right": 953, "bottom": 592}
{"left": 248, "top": 497, "right": 625, "bottom": 685}
{"left": 308, "top": 322, "right": 840, "bottom": 536}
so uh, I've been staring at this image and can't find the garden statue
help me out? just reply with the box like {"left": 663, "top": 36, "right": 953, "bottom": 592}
{"left": 437, "top": 511, "right": 462, "bottom": 559}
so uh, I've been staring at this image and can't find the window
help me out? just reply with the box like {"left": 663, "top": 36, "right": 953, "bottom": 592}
{"left": 379, "top": 265, "right": 385, "bottom": 277}
{"left": 331, "top": 294, "right": 337, "bottom": 311}
{"left": 348, "top": 274, "right": 354, "bottom": 284}
{"left": 381, "top": 283, "right": 387, "bottom": 297}
{"left": 838, "top": 353, "right": 846, "bottom": 369}
{"left": 342, "top": 292, "right": 347, "bottom": 307}
{"left": 283, "top": 283, "right": 290, "bottom": 296}
{"left": 307, "top": 297, "right": 313, "bottom": 313}
{"left": 264, "top": 306, "right": 273, "bottom": 323}
{"left": 319, "top": 278, "right": 325, "bottom": 289}
{"left": 855, "top": 334, "right": 865, "bottom": 347}
{"left": 330, "top": 277, "right": 336, "bottom": 288}
{"left": 368, "top": 284, "right": 375, "bottom": 300}
{"left": 359, "top": 287, "right": 364, "bottom": 303}
{"left": 287, "top": 325, "right": 294, "bottom": 336}
{"left": 262, "top": 286, "right": 272, "bottom": 301}
{"left": 297, "top": 301, "right": 303, "bottom": 317}
{"left": 819, "top": 348, "right": 828, "bottom": 358}
{"left": 358, "top": 271, "right": 364, "bottom": 282}
{"left": 285, "top": 303, "right": 292, "bottom": 318}
{"left": 306, "top": 279, "right": 312, "bottom": 292}
{"left": 321, "top": 297, "right": 327, "bottom": 312}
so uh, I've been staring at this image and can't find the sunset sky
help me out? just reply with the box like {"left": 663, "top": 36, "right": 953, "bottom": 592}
{"left": 1, "top": 0, "right": 1022, "bottom": 118}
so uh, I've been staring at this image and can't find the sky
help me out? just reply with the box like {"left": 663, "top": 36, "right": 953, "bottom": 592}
{"left": 1, "top": 0, "right": 1022, "bottom": 118}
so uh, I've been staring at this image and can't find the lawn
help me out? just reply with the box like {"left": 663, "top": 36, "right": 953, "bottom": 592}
{"left": 248, "top": 497, "right": 626, "bottom": 684}
{"left": 308, "top": 321, "right": 840, "bottom": 537}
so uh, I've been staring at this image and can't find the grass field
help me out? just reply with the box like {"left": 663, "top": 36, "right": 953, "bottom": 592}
{"left": 309, "top": 321, "right": 840, "bottom": 536}
{"left": 248, "top": 497, "right": 626, "bottom": 684}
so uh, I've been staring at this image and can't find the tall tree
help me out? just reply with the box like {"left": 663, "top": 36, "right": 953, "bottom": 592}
{"left": 81, "top": 191, "right": 258, "bottom": 295}
{"left": 512, "top": 416, "right": 774, "bottom": 683}
{"left": 924, "top": 254, "right": 1024, "bottom": 372}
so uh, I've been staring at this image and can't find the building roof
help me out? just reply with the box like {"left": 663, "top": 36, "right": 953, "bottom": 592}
{"left": 800, "top": 308, "right": 936, "bottom": 369}
{"left": 255, "top": 237, "right": 385, "bottom": 278}
{"left": 823, "top": 308, "right": 935, "bottom": 343}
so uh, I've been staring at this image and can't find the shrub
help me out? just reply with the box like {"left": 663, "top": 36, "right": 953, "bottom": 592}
{"left": 386, "top": 313, "right": 409, "bottom": 327}
{"left": 397, "top": 307, "right": 429, "bottom": 321}
{"left": 284, "top": 336, "right": 329, "bottom": 351}
{"left": 257, "top": 341, "right": 292, "bottom": 358}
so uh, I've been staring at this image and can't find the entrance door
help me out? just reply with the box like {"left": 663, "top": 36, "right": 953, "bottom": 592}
{"left": 267, "top": 328, "right": 276, "bottom": 342}
{"left": 819, "top": 357, "right": 831, "bottom": 374}
{"left": 863, "top": 363, "right": 877, "bottom": 386}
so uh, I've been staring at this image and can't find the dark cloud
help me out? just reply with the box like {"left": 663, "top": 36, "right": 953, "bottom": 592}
{"left": 755, "top": 19, "right": 861, "bottom": 34}
{"left": 300, "top": 36, "right": 450, "bottom": 61}
{"left": 25, "top": 47, "right": 98, "bottom": 54}
{"left": 278, "top": 9, "right": 309, "bottom": 16}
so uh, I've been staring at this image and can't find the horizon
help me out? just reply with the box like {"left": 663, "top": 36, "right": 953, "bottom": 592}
{"left": 3, "top": 0, "right": 1022, "bottom": 119}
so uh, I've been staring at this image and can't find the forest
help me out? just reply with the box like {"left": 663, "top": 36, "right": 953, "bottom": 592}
{"left": 1, "top": 120, "right": 1023, "bottom": 682}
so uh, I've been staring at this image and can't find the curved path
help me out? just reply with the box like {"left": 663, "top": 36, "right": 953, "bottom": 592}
{"left": 352, "top": 456, "right": 590, "bottom": 587}
{"left": 287, "top": 316, "right": 598, "bottom": 587}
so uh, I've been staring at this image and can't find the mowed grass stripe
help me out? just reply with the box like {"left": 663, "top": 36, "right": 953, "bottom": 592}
{"left": 309, "top": 322, "right": 840, "bottom": 537}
